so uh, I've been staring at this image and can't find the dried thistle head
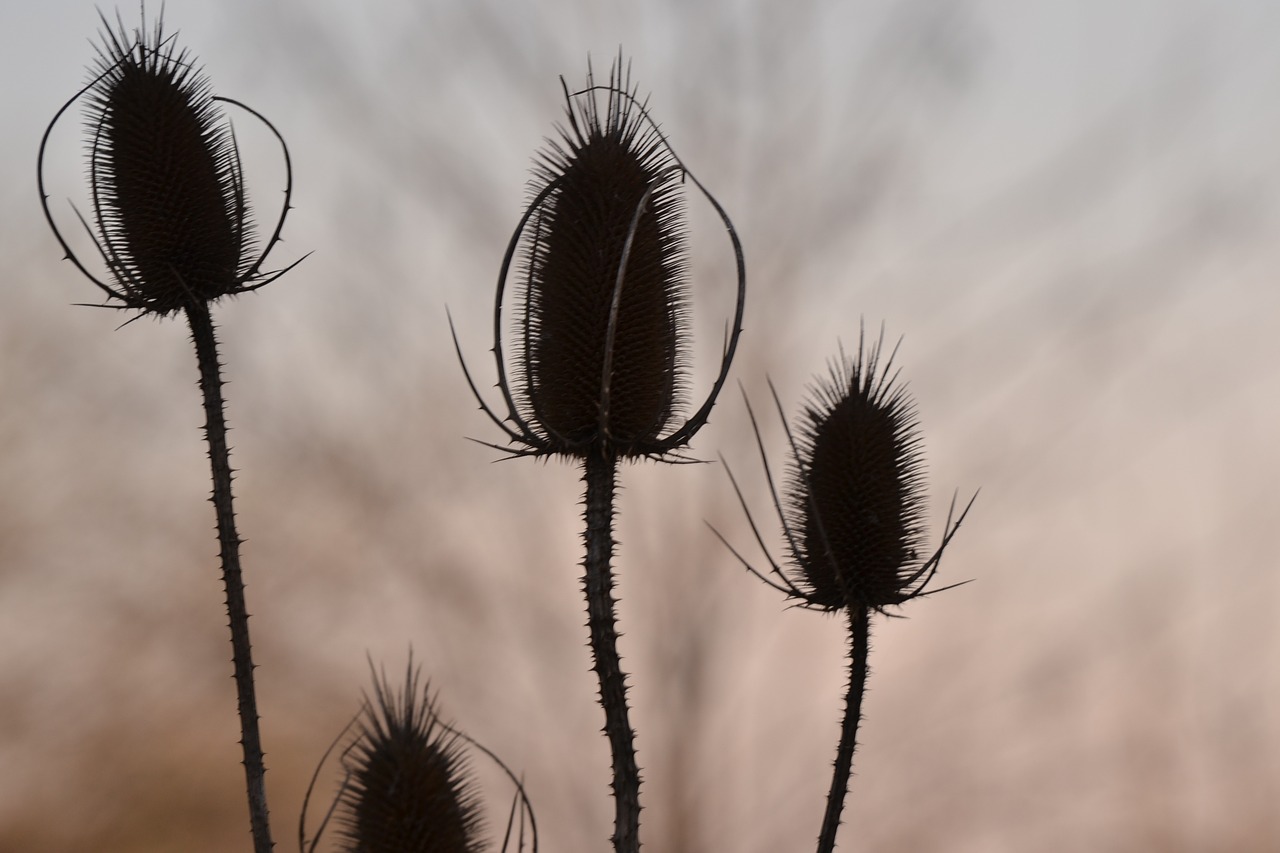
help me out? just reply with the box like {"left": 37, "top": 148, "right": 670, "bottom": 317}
{"left": 454, "top": 56, "right": 745, "bottom": 462}
{"left": 37, "top": 12, "right": 300, "bottom": 318}
{"left": 335, "top": 668, "right": 487, "bottom": 853}
{"left": 301, "top": 662, "right": 538, "bottom": 853}
{"left": 785, "top": 338, "right": 930, "bottom": 610}
{"left": 716, "top": 330, "right": 973, "bottom": 615}
{"left": 516, "top": 62, "right": 690, "bottom": 455}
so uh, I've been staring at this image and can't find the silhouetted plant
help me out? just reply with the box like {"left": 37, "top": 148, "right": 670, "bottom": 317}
{"left": 302, "top": 660, "right": 537, "bottom": 853}
{"left": 37, "top": 11, "right": 302, "bottom": 851}
{"left": 36, "top": 11, "right": 984, "bottom": 852}
{"left": 454, "top": 57, "right": 745, "bottom": 853}
{"left": 715, "top": 329, "right": 974, "bottom": 853}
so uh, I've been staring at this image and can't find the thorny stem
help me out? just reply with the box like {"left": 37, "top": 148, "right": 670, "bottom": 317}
{"left": 817, "top": 607, "right": 870, "bottom": 853}
{"left": 186, "top": 302, "right": 274, "bottom": 853}
{"left": 582, "top": 450, "right": 641, "bottom": 853}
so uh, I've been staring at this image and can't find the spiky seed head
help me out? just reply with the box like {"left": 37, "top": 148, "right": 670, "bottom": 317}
{"left": 513, "top": 59, "right": 690, "bottom": 458}
{"left": 337, "top": 668, "right": 487, "bottom": 853}
{"left": 785, "top": 340, "right": 929, "bottom": 611}
{"left": 81, "top": 16, "right": 256, "bottom": 315}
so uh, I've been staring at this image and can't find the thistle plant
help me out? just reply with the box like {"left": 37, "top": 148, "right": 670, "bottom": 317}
{"left": 454, "top": 58, "right": 745, "bottom": 853}
{"left": 33, "top": 11, "right": 983, "bottom": 850}
{"left": 716, "top": 331, "right": 974, "bottom": 853}
{"left": 37, "top": 12, "right": 301, "bottom": 851}
{"left": 301, "top": 661, "right": 535, "bottom": 853}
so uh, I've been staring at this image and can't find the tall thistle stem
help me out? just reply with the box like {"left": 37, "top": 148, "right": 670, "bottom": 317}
{"left": 186, "top": 301, "right": 273, "bottom": 853}
{"left": 582, "top": 449, "right": 641, "bottom": 853}
{"left": 817, "top": 607, "right": 870, "bottom": 853}
{"left": 455, "top": 59, "right": 744, "bottom": 853}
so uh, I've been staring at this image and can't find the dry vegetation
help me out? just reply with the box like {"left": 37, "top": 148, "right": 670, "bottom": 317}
{"left": 2, "top": 0, "right": 1278, "bottom": 850}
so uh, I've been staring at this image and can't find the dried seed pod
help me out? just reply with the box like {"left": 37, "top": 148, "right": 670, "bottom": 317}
{"left": 454, "top": 57, "right": 745, "bottom": 462}
{"left": 716, "top": 331, "right": 973, "bottom": 615}
{"left": 38, "top": 13, "right": 299, "bottom": 317}
{"left": 785, "top": 339, "right": 929, "bottom": 610}
{"left": 336, "top": 668, "right": 487, "bottom": 853}
{"left": 514, "top": 63, "right": 690, "bottom": 455}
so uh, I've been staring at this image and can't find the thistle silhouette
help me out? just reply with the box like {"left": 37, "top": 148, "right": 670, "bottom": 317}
{"left": 37, "top": 12, "right": 301, "bottom": 851}
{"left": 301, "top": 661, "right": 537, "bottom": 853}
{"left": 454, "top": 57, "right": 745, "bottom": 853}
{"left": 715, "top": 330, "right": 973, "bottom": 853}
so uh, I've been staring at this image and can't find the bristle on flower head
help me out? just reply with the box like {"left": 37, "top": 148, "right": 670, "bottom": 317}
{"left": 37, "top": 11, "right": 300, "bottom": 317}
{"left": 784, "top": 335, "right": 930, "bottom": 611}
{"left": 336, "top": 667, "right": 487, "bottom": 853}
{"left": 512, "top": 57, "right": 690, "bottom": 457}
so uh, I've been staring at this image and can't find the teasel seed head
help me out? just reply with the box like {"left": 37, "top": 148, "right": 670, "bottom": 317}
{"left": 513, "top": 60, "right": 690, "bottom": 456}
{"left": 335, "top": 667, "right": 487, "bottom": 853}
{"left": 38, "top": 12, "right": 301, "bottom": 318}
{"left": 715, "top": 329, "right": 974, "bottom": 615}
{"left": 785, "top": 338, "right": 929, "bottom": 610}
{"left": 302, "top": 661, "right": 538, "bottom": 853}
{"left": 452, "top": 55, "right": 746, "bottom": 462}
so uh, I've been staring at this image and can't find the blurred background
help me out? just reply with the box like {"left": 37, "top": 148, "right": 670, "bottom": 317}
{"left": 2, "top": 0, "right": 1278, "bottom": 850}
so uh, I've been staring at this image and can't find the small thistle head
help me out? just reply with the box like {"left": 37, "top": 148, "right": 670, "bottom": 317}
{"left": 714, "top": 329, "right": 972, "bottom": 616}
{"left": 38, "top": 12, "right": 300, "bottom": 317}
{"left": 453, "top": 55, "right": 746, "bottom": 463}
{"left": 335, "top": 667, "right": 487, "bottom": 853}
{"left": 784, "top": 337, "right": 929, "bottom": 611}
